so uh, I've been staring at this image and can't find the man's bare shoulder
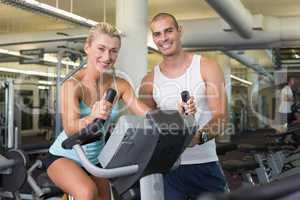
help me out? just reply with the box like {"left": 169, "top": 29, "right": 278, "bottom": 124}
{"left": 201, "top": 56, "right": 219, "bottom": 68}
{"left": 200, "top": 56, "right": 224, "bottom": 81}
{"left": 141, "top": 71, "right": 155, "bottom": 83}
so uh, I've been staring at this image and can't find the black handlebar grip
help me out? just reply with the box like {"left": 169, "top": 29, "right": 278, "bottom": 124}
{"left": 105, "top": 88, "right": 117, "bottom": 102}
{"left": 94, "top": 88, "right": 117, "bottom": 125}
{"left": 181, "top": 90, "right": 190, "bottom": 103}
{"left": 181, "top": 90, "right": 190, "bottom": 114}
{"left": 62, "top": 88, "right": 117, "bottom": 149}
{"left": 94, "top": 88, "right": 117, "bottom": 124}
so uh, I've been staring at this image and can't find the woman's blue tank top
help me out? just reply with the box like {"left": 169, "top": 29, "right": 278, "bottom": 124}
{"left": 49, "top": 100, "right": 119, "bottom": 165}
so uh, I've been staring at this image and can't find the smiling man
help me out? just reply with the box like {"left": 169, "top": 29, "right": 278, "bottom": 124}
{"left": 139, "top": 13, "right": 227, "bottom": 199}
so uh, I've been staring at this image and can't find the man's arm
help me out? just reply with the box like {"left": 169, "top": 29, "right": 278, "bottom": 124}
{"left": 194, "top": 57, "right": 227, "bottom": 144}
{"left": 117, "top": 78, "right": 151, "bottom": 116}
{"left": 138, "top": 72, "right": 157, "bottom": 109}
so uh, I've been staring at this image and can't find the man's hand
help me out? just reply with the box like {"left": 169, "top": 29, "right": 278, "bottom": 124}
{"left": 188, "top": 132, "right": 201, "bottom": 147}
{"left": 178, "top": 96, "right": 196, "bottom": 116}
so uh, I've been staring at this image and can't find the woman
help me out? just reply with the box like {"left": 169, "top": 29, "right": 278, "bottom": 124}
{"left": 44, "top": 22, "right": 150, "bottom": 200}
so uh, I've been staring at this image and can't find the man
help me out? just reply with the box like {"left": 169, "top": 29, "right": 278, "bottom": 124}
{"left": 279, "top": 77, "right": 295, "bottom": 126}
{"left": 139, "top": 13, "right": 227, "bottom": 199}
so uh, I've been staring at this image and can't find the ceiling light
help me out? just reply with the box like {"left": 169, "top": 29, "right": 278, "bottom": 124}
{"left": 0, "top": 48, "right": 79, "bottom": 77}
{"left": 38, "top": 85, "right": 50, "bottom": 89}
{"left": 0, "top": 48, "right": 79, "bottom": 66}
{"left": 0, "top": 48, "right": 20, "bottom": 56}
{"left": 0, "top": 66, "right": 58, "bottom": 77}
{"left": 230, "top": 74, "right": 253, "bottom": 85}
{"left": 0, "top": 0, "right": 124, "bottom": 36}
{"left": 0, "top": 0, "right": 98, "bottom": 27}
{"left": 38, "top": 80, "right": 55, "bottom": 85}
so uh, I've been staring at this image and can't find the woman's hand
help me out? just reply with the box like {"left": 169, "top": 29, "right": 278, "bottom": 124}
{"left": 91, "top": 99, "right": 113, "bottom": 121}
{"left": 178, "top": 96, "right": 197, "bottom": 116}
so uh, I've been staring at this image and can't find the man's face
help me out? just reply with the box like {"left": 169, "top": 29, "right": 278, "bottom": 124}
{"left": 289, "top": 78, "right": 295, "bottom": 86}
{"left": 150, "top": 17, "right": 182, "bottom": 57}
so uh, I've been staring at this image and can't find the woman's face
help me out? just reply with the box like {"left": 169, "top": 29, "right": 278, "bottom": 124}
{"left": 85, "top": 33, "right": 121, "bottom": 73}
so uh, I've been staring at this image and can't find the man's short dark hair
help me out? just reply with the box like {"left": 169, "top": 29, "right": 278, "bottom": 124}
{"left": 151, "top": 13, "right": 179, "bottom": 30}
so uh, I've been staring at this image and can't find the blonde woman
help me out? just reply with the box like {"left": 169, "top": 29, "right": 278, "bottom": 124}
{"left": 44, "top": 22, "right": 150, "bottom": 200}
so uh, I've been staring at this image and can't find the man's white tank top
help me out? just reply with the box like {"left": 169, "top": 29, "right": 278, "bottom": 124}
{"left": 153, "top": 54, "right": 218, "bottom": 165}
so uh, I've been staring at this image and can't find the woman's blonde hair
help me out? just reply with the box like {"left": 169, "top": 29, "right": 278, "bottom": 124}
{"left": 86, "top": 22, "right": 121, "bottom": 44}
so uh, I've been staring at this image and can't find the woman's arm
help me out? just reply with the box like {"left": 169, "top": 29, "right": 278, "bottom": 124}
{"left": 61, "top": 80, "right": 111, "bottom": 136}
{"left": 117, "top": 78, "right": 151, "bottom": 116}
